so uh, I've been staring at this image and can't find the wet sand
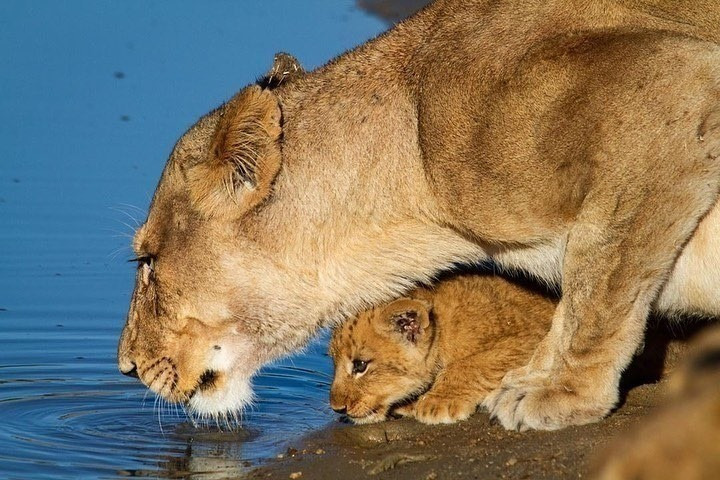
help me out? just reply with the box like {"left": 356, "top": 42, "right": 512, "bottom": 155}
{"left": 248, "top": 383, "right": 664, "bottom": 479}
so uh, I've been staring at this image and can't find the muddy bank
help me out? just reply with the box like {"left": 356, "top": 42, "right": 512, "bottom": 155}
{"left": 248, "top": 383, "right": 664, "bottom": 479}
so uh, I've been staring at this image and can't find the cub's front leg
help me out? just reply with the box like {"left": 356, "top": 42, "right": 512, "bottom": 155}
{"left": 484, "top": 110, "right": 720, "bottom": 430}
{"left": 396, "top": 348, "right": 529, "bottom": 424}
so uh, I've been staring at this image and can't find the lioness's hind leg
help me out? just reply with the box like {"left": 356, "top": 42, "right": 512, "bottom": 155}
{"left": 486, "top": 107, "right": 720, "bottom": 431}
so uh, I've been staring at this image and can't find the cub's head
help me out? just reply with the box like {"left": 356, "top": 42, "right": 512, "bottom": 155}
{"left": 117, "top": 55, "right": 311, "bottom": 419}
{"left": 329, "top": 297, "right": 436, "bottom": 424}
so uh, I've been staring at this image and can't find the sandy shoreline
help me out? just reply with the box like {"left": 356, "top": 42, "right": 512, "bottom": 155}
{"left": 248, "top": 383, "right": 665, "bottom": 479}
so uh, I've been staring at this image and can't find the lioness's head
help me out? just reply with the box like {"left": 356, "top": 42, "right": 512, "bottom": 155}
{"left": 329, "top": 297, "right": 436, "bottom": 423}
{"left": 117, "top": 55, "right": 315, "bottom": 418}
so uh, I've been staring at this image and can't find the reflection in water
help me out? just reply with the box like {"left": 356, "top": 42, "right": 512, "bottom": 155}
{"left": 124, "top": 429, "right": 254, "bottom": 479}
{"left": 0, "top": 0, "right": 385, "bottom": 478}
{"left": 0, "top": 334, "right": 334, "bottom": 478}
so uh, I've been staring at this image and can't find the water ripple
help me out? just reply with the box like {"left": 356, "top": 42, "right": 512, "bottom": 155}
{"left": 0, "top": 355, "right": 334, "bottom": 479}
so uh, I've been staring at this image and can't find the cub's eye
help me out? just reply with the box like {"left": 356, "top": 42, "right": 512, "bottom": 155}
{"left": 352, "top": 359, "right": 369, "bottom": 375}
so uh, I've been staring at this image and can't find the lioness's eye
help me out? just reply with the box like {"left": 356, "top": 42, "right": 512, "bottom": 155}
{"left": 352, "top": 359, "right": 368, "bottom": 374}
{"left": 129, "top": 255, "right": 155, "bottom": 271}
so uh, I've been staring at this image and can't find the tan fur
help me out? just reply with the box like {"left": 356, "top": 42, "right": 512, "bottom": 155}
{"left": 329, "top": 275, "right": 555, "bottom": 424}
{"left": 187, "top": 86, "right": 282, "bottom": 220}
{"left": 119, "top": 0, "right": 720, "bottom": 428}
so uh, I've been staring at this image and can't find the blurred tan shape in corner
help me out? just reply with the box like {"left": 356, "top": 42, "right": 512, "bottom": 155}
{"left": 593, "top": 325, "right": 720, "bottom": 480}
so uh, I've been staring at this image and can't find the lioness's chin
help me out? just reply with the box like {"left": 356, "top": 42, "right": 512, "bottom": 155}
{"left": 188, "top": 372, "right": 254, "bottom": 418}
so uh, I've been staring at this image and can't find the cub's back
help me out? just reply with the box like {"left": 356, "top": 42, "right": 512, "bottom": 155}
{"left": 422, "top": 274, "right": 556, "bottom": 360}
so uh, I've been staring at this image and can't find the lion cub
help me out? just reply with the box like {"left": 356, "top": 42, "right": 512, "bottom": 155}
{"left": 329, "top": 275, "right": 555, "bottom": 424}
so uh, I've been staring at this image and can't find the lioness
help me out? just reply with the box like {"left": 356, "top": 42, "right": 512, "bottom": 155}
{"left": 329, "top": 275, "right": 554, "bottom": 424}
{"left": 118, "top": 0, "right": 720, "bottom": 430}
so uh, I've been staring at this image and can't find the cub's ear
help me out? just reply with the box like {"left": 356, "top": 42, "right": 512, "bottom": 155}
{"left": 259, "top": 52, "right": 305, "bottom": 89}
{"left": 187, "top": 85, "right": 282, "bottom": 218}
{"left": 379, "top": 298, "right": 432, "bottom": 344}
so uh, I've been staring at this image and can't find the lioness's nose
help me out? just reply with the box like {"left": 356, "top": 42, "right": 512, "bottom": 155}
{"left": 120, "top": 362, "right": 139, "bottom": 379}
{"left": 332, "top": 405, "right": 347, "bottom": 414}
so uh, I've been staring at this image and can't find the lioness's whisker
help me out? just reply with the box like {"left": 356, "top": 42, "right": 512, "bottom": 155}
{"left": 141, "top": 387, "right": 151, "bottom": 411}
{"left": 107, "top": 244, "right": 131, "bottom": 261}
{"left": 180, "top": 402, "right": 197, "bottom": 427}
{"left": 111, "top": 217, "right": 139, "bottom": 237}
{"left": 116, "top": 202, "right": 147, "bottom": 216}
{"left": 152, "top": 394, "right": 164, "bottom": 437}
{"left": 109, "top": 205, "right": 141, "bottom": 227}
{"left": 103, "top": 229, "right": 134, "bottom": 240}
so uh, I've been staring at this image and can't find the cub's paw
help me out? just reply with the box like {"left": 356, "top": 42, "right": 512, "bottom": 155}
{"left": 400, "top": 393, "right": 478, "bottom": 425}
{"left": 483, "top": 368, "right": 616, "bottom": 431}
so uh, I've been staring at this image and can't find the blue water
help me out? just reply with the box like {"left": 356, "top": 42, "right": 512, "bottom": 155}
{"left": 0, "top": 2, "right": 387, "bottom": 478}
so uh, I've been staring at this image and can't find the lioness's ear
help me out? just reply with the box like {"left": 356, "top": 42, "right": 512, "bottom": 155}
{"left": 187, "top": 85, "right": 282, "bottom": 218}
{"left": 379, "top": 298, "right": 431, "bottom": 344}
{"left": 259, "top": 52, "right": 305, "bottom": 89}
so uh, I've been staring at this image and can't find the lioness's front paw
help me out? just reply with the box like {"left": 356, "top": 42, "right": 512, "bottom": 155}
{"left": 406, "top": 393, "right": 478, "bottom": 424}
{"left": 483, "top": 368, "right": 616, "bottom": 431}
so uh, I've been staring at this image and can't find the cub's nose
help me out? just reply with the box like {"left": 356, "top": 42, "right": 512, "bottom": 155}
{"left": 120, "top": 362, "right": 139, "bottom": 379}
{"left": 332, "top": 405, "right": 347, "bottom": 414}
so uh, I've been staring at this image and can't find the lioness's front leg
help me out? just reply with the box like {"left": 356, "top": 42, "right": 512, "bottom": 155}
{"left": 485, "top": 114, "right": 720, "bottom": 430}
